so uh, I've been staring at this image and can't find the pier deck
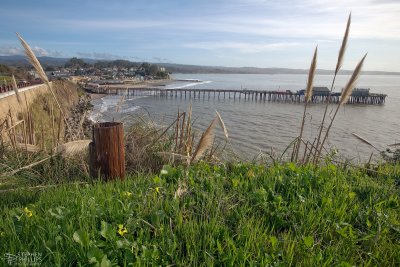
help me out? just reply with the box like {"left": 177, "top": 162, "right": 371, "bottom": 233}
{"left": 85, "top": 87, "right": 387, "bottom": 105}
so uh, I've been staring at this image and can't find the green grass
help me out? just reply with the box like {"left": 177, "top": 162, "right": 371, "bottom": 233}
{"left": 0, "top": 163, "right": 399, "bottom": 266}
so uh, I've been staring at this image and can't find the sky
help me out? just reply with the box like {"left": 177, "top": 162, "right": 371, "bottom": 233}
{"left": 1, "top": 0, "right": 399, "bottom": 71}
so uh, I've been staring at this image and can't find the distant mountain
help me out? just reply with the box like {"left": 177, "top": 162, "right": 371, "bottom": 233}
{"left": 0, "top": 55, "right": 98, "bottom": 67}
{"left": 159, "top": 63, "right": 400, "bottom": 76}
{"left": 0, "top": 55, "right": 399, "bottom": 75}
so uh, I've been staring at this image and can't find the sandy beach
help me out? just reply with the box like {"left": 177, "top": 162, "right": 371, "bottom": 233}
{"left": 106, "top": 79, "right": 174, "bottom": 89}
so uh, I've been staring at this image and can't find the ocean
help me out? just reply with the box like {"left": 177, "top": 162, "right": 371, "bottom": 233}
{"left": 90, "top": 73, "right": 400, "bottom": 162}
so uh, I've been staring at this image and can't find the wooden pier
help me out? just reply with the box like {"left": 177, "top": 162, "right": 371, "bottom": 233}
{"left": 85, "top": 87, "right": 387, "bottom": 105}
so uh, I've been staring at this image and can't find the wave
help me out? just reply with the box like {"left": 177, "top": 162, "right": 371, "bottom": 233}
{"left": 167, "top": 80, "right": 212, "bottom": 89}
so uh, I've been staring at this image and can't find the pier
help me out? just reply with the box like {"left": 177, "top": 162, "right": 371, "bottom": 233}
{"left": 85, "top": 87, "right": 387, "bottom": 105}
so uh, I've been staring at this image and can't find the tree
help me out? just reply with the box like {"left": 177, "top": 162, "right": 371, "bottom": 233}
{"left": 149, "top": 64, "right": 159, "bottom": 76}
{"left": 65, "top": 57, "right": 86, "bottom": 68}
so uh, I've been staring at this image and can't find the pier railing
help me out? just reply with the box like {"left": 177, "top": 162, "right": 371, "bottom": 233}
{"left": 85, "top": 87, "right": 387, "bottom": 105}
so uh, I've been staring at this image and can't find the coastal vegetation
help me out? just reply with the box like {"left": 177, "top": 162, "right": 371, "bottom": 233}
{"left": 1, "top": 163, "right": 399, "bottom": 266}
{"left": 0, "top": 17, "right": 399, "bottom": 267}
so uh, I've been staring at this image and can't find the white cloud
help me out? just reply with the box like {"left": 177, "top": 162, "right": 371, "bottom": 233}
{"left": 183, "top": 41, "right": 300, "bottom": 53}
{"left": 0, "top": 46, "right": 62, "bottom": 57}
{"left": 76, "top": 52, "right": 122, "bottom": 60}
{"left": 53, "top": 3, "right": 400, "bottom": 41}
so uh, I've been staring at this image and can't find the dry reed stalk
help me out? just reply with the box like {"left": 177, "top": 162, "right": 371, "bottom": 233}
{"left": 76, "top": 110, "right": 88, "bottom": 139}
{"left": 305, "top": 137, "right": 318, "bottom": 163}
{"left": 15, "top": 143, "right": 40, "bottom": 153}
{"left": 351, "top": 132, "right": 379, "bottom": 151}
{"left": 8, "top": 111, "right": 19, "bottom": 158}
{"left": 11, "top": 74, "right": 22, "bottom": 105}
{"left": 22, "top": 119, "right": 28, "bottom": 152}
{"left": 55, "top": 139, "right": 91, "bottom": 156}
{"left": 16, "top": 33, "right": 71, "bottom": 134}
{"left": 149, "top": 112, "right": 185, "bottom": 148}
{"left": 315, "top": 54, "right": 367, "bottom": 163}
{"left": 28, "top": 107, "right": 35, "bottom": 145}
{"left": 191, "top": 116, "right": 218, "bottom": 163}
{"left": 57, "top": 109, "right": 62, "bottom": 146}
{"left": 313, "top": 13, "right": 351, "bottom": 161}
{"left": 115, "top": 93, "right": 126, "bottom": 112}
{"left": 157, "top": 151, "right": 190, "bottom": 162}
{"left": 40, "top": 121, "right": 45, "bottom": 152}
{"left": 302, "top": 141, "right": 309, "bottom": 162}
{"left": 185, "top": 103, "right": 193, "bottom": 155}
{"left": 5, "top": 115, "right": 21, "bottom": 163}
{"left": 51, "top": 103, "right": 56, "bottom": 150}
{"left": 175, "top": 109, "right": 180, "bottom": 151}
{"left": 0, "top": 156, "right": 51, "bottom": 177}
{"left": 216, "top": 111, "right": 229, "bottom": 140}
{"left": 294, "top": 46, "right": 317, "bottom": 162}
{"left": 388, "top": 143, "right": 400, "bottom": 147}
{"left": 179, "top": 112, "right": 186, "bottom": 152}
{"left": 4, "top": 120, "right": 24, "bottom": 132}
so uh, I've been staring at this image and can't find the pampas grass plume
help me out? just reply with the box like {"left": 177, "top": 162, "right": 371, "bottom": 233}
{"left": 340, "top": 53, "right": 367, "bottom": 105}
{"left": 335, "top": 13, "right": 351, "bottom": 75}
{"left": 191, "top": 117, "right": 218, "bottom": 163}
{"left": 305, "top": 46, "right": 318, "bottom": 102}
{"left": 16, "top": 33, "right": 49, "bottom": 83}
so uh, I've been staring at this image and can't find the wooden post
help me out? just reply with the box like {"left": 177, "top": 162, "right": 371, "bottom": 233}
{"left": 90, "top": 122, "right": 125, "bottom": 181}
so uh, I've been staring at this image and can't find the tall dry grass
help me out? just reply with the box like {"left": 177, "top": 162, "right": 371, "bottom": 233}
{"left": 310, "top": 13, "right": 351, "bottom": 162}
{"left": 293, "top": 45, "right": 317, "bottom": 162}
{"left": 313, "top": 53, "right": 367, "bottom": 163}
{"left": 292, "top": 13, "right": 368, "bottom": 164}
{"left": 16, "top": 33, "right": 72, "bottom": 135}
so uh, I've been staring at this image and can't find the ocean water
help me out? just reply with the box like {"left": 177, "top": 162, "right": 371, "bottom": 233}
{"left": 91, "top": 73, "right": 400, "bottom": 161}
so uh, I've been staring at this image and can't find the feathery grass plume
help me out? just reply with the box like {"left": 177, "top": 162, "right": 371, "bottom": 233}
{"left": 190, "top": 117, "right": 218, "bottom": 163}
{"left": 11, "top": 74, "right": 22, "bottom": 105}
{"left": 340, "top": 53, "right": 367, "bottom": 105}
{"left": 314, "top": 54, "right": 367, "bottom": 163}
{"left": 16, "top": 33, "right": 71, "bottom": 134}
{"left": 351, "top": 132, "right": 379, "bottom": 151}
{"left": 55, "top": 139, "right": 91, "bottom": 157}
{"left": 305, "top": 46, "right": 318, "bottom": 102}
{"left": 312, "top": 13, "right": 351, "bottom": 162}
{"left": 294, "top": 46, "right": 317, "bottom": 162}
{"left": 335, "top": 13, "right": 351, "bottom": 75}
{"left": 216, "top": 111, "right": 229, "bottom": 140}
{"left": 16, "top": 33, "right": 49, "bottom": 83}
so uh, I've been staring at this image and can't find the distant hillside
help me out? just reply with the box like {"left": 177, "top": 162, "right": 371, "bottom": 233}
{"left": 0, "top": 55, "right": 97, "bottom": 67}
{"left": 0, "top": 55, "right": 399, "bottom": 75}
{"left": 159, "top": 63, "right": 400, "bottom": 76}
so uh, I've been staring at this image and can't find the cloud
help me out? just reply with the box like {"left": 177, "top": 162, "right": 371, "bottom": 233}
{"left": 0, "top": 46, "right": 62, "bottom": 57}
{"left": 76, "top": 52, "right": 123, "bottom": 60}
{"left": 182, "top": 41, "right": 300, "bottom": 53}
{"left": 152, "top": 57, "right": 170, "bottom": 62}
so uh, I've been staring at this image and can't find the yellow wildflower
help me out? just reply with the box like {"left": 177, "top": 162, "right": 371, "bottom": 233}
{"left": 247, "top": 170, "right": 255, "bottom": 178}
{"left": 155, "top": 187, "right": 160, "bottom": 194}
{"left": 117, "top": 224, "right": 128, "bottom": 237}
{"left": 24, "top": 207, "right": 33, "bottom": 218}
{"left": 121, "top": 191, "right": 132, "bottom": 198}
